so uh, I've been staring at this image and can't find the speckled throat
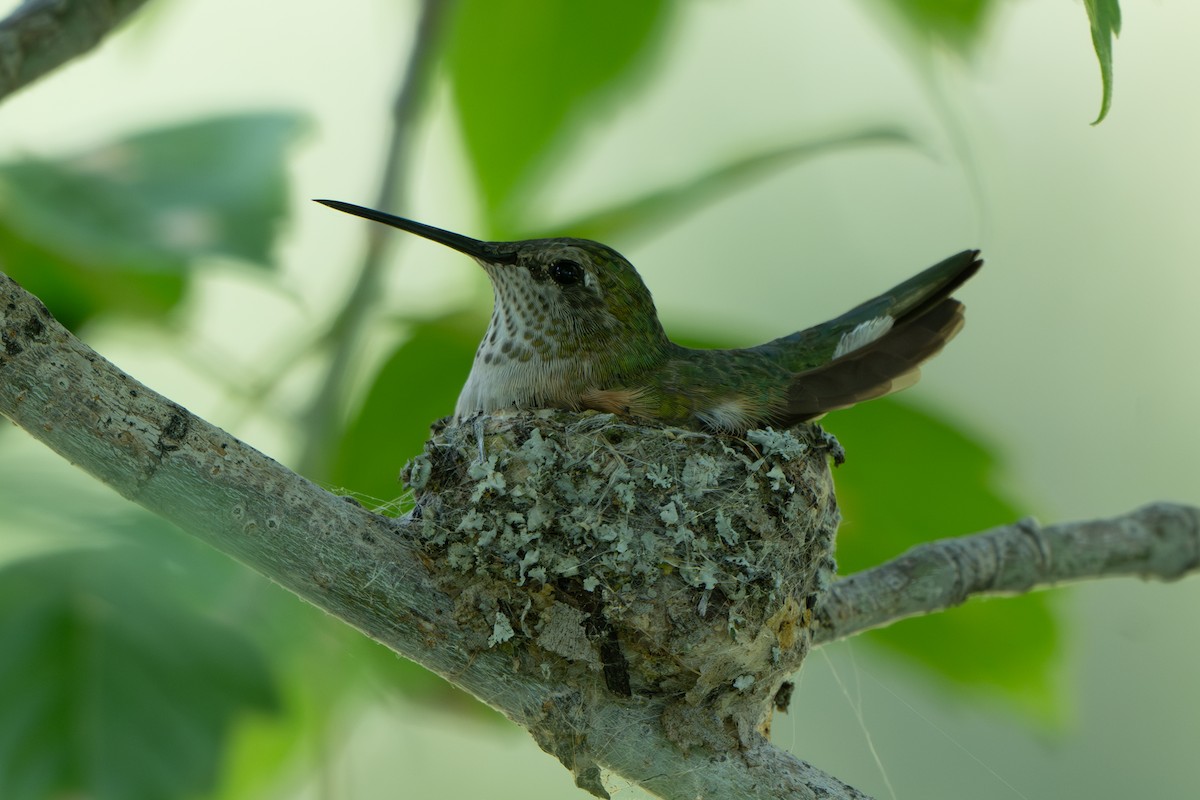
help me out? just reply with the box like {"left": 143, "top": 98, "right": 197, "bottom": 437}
{"left": 456, "top": 257, "right": 618, "bottom": 417}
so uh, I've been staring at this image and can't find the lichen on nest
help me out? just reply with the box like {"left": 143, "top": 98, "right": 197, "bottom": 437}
{"left": 400, "top": 408, "right": 841, "bottom": 730}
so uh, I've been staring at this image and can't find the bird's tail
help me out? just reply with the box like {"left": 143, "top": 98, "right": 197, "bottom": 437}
{"left": 779, "top": 250, "right": 982, "bottom": 422}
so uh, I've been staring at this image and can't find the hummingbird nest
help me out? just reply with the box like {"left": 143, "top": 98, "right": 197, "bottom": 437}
{"left": 401, "top": 409, "right": 841, "bottom": 738}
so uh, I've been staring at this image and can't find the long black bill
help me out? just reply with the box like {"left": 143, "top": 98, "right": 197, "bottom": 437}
{"left": 314, "top": 199, "right": 516, "bottom": 263}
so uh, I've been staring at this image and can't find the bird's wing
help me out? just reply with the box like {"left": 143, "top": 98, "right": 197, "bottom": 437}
{"left": 761, "top": 249, "right": 982, "bottom": 423}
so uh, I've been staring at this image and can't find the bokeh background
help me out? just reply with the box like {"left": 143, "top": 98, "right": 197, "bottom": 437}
{"left": 1, "top": 1, "right": 1197, "bottom": 798}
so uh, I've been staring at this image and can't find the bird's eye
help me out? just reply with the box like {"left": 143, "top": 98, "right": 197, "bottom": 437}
{"left": 548, "top": 259, "right": 585, "bottom": 286}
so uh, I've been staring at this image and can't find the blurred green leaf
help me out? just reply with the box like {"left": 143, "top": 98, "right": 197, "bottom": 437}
{"left": 0, "top": 548, "right": 279, "bottom": 800}
{"left": 447, "top": 0, "right": 673, "bottom": 232}
{"left": 1084, "top": 0, "right": 1121, "bottom": 123}
{"left": 213, "top": 604, "right": 414, "bottom": 800}
{"left": 866, "top": 589, "right": 1059, "bottom": 715}
{"left": 878, "top": 0, "right": 995, "bottom": 53}
{"left": 330, "top": 312, "right": 483, "bottom": 507}
{"left": 824, "top": 400, "right": 1018, "bottom": 572}
{"left": 0, "top": 112, "right": 306, "bottom": 328}
{"left": 524, "top": 126, "right": 915, "bottom": 242}
{"left": 212, "top": 670, "right": 317, "bottom": 800}
{"left": 824, "top": 399, "right": 1059, "bottom": 715}
{"left": 1, "top": 112, "right": 305, "bottom": 267}
{"left": 215, "top": 618, "right": 504, "bottom": 800}
{"left": 0, "top": 222, "right": 185, "bottom": 331}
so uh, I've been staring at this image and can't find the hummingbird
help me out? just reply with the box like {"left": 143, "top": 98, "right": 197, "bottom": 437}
{"left": 318, "top": 199, "right": 981, "bottom": 434}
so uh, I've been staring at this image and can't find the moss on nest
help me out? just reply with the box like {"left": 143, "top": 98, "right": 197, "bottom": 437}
{"left": 401, "top": 409, "right": 841, "bottom": 732}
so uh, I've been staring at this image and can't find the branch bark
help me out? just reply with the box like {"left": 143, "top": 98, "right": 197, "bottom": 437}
{"left": 812, "top": 504, "right": 1200, "bottom": 645}
{"left": 3, "top": 269, "right": 1198, "bottom": 798}
{"left": 0, "top": 0, "right": 150, "bottom": 103}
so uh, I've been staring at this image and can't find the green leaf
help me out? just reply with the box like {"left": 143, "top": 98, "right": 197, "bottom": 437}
{"left": 824, "top": 400, "right": 1018, "bottom": 571}
{"left": 824, "top": 399, "right": 1059, "bottom": 716}
{"left": 0, "top": 221, "right": 185, "bottom": 331}
{"left": 522, "top": 127, "right": 915, "bottom": 243}
{"left": 0, "top": 548, "right": 279, "bottom": 800}
{"left": 211, "top": 601, "right": 407, "bottom": 800}
{"left": 330, "top": 313, "right": 484, "bottom": 507}
{"left": 1083, "top": 0, "right": 1122, "bottom": 124}
{"left": 877, "top": 0, "right": 995, "bottom": 53}
{"left": 0, "top": 112, "right": 306, "bottom": 328}
{"left": 447, "top": 0, "right": 673, "bottom": 231}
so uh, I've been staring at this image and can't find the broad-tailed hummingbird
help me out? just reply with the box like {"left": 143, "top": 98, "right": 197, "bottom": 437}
{"left": 318, "top": 199, "right": 980, "bottom": 434}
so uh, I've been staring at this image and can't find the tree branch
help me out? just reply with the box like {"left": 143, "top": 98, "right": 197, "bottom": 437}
{"left": 0, "top": 0, "right": 150, "bottom": 103}
{"left": 812, "top": 503, "right": 1200, "bottom": 645}
{"left": 0, "top": 271, "right": 868, "bottom": 798}
{"left": 4, "top": 268, "right": 1198, "bottom": 798}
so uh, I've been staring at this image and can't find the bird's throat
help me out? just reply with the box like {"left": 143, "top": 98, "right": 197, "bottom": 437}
{"left": 455, "top": 324, "right": 593, "bottom": 417}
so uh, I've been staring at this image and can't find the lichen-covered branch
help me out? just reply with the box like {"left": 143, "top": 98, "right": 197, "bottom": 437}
{"left": 0, "top": 270, "right": 870, "bottom": 799}
{"left": 812, "top": 504, "right": 1200, "bottom": 645}
{"left": 0, "top": 0, "right": 151, "bottom": 102}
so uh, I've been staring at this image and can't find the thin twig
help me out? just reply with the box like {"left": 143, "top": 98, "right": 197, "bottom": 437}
{"left": 296, "top": 0, "right": 454, "bottom": 478}
{"left": 0, "top": 0, "right": 151, "bottom": 102}
{"left": 812, "top": 505, "right": 1200, "bottom": 645}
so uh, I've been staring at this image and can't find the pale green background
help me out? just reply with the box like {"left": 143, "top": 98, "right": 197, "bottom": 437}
{"left": 1, "top": 1, "right": 1197, "bottom": 798}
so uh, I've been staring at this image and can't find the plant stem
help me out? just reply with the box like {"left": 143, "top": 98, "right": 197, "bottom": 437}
{"left": 296, "top": 0, "right": 454, "bottom": 479}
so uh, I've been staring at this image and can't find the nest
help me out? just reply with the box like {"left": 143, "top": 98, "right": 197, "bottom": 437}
{"left": 401, "top": 409, "right": 841, "bottom": 733}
